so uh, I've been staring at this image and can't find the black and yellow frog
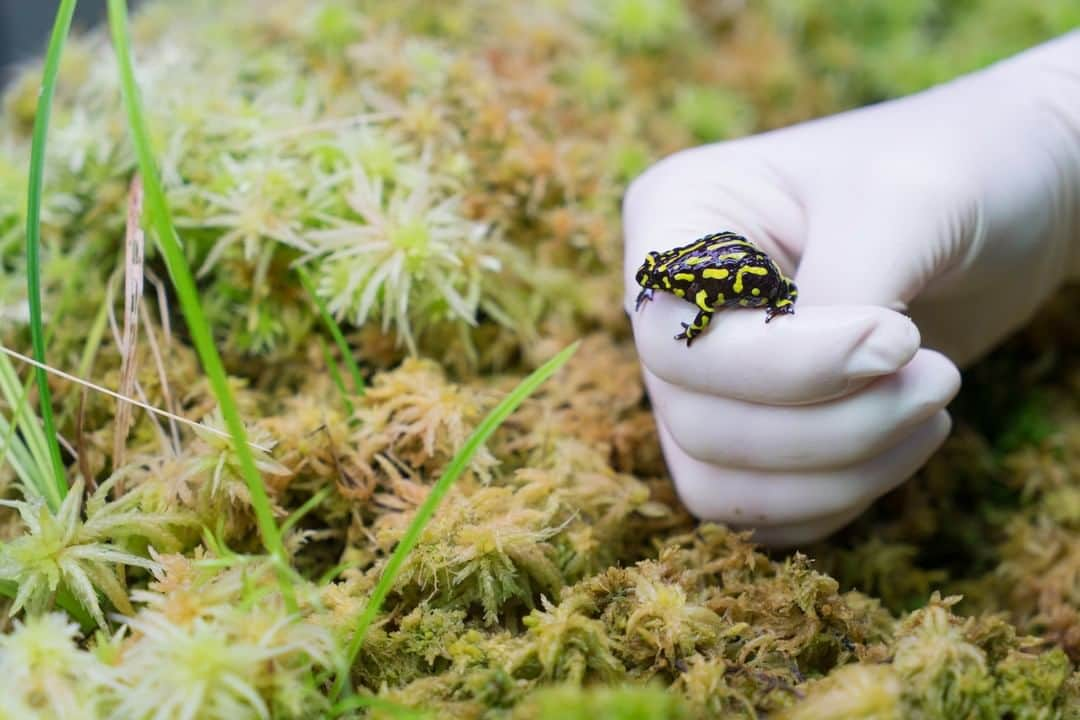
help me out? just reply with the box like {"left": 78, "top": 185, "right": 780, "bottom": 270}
{"left": 634, "top": 231, "right": 798, "bottom": 346}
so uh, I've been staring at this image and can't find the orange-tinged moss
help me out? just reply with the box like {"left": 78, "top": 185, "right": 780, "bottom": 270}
{"left": 370, "top": 484, "right": 566, "bottom": 624}
{"left": 351, "top": 358, "right": 499, "bottom": 486}
{"left": 1, "top": 0, "right": 1078, "bottom": 717}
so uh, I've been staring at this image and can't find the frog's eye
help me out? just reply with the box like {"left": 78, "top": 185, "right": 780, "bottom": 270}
{"left": 644, "top": 252, "right": 658, "bottom": 268}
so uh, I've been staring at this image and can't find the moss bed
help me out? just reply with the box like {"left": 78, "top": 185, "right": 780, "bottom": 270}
{"left": 0, "top": 1, "right": 1079, "bottom": 718}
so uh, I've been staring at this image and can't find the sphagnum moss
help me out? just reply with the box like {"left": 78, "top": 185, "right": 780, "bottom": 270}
{"left": 1, "top": 0, "right": 1079, "bottom": 718}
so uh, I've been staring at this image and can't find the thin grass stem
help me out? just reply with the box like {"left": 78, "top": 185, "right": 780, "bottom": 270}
{"left": 24, "top": 0, "right": 78, "bottom": 511}
{"left": 331, "top": 693, "right": 431, "bottom": 719}
{"left": 330, "top": 340, "right": 579, "bottom": 700}
{"left": 318, "top": 336, "right": 355, "bottom": 417}
{"left": 0, "top": 351, "right": 54, "bottom": 498}
{"left": 297, "top": 266, "right": 365, "bottom": 396}
{"left": 106, "top": 0, "right": 297, "bottom": 612}
{"left": 0, "top": 345, "right": 273, "bottom": 453}
{"left": 280, "top": 487, "right": 332, "bottom": 536}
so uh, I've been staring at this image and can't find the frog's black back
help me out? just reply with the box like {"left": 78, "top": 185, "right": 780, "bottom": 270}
{"left": 663, "top": 233, "right": 784, "bottom": 309}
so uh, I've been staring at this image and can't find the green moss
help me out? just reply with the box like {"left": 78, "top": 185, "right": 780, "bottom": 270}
{"left": 590, "top": 0, "right": 692, "bottom": 53}
{"left": 775, "top": 663, "right": 902, "bottom": 720}
{"left": 992, "top": 648, "right": 1073, "bottom": 719}
{"left": 672, "top": 85, "right": 756, "bottom": 143}
{"left": 1, "top": 0, "right": 1078, "bottom": 717}
{"left": 512, "top": 684, "right": 690, "bottom": 720}
{"left": 892, "top": 598, "right": 997, "bottom": 719}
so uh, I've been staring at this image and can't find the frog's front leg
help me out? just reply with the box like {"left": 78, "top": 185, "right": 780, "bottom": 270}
{"left": 635, "top": 287, "right": 654, "bottom": 311}
{"left": 675, "top": 308, "right": 713, "bottom": 346}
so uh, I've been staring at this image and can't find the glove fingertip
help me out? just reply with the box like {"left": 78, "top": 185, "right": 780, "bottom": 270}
{"left": 842, "top": 308, "right": 921, "bottom": 380}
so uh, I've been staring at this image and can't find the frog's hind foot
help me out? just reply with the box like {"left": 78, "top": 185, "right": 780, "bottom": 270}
{"left": 674, "top": 322, "right": 695, "bottom": 346}
{"left": 765, "top": 305, "right": 795, "bottom": 323}
{"left": 675, "top": 309, "right": 712, "bottom": 346}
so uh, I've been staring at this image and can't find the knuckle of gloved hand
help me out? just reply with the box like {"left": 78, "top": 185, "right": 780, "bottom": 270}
{"left": 864, "top": 145, "right": 978, "bottom": 212}
{"left": 667, "top": 474, "right": 758, "bottom": 526}
{"left": 669, "top": 423, "right": 735, "bottom": 466}
{"left": 667, "top": 417, "right": 780, "bottom": 469}
{"left": 671, "top": 465, "right": 863, "bottom": 528}
{"left": 748, "top": 505, "right": 868, "bottom": 547}
{"left": 622, "top": 144, "right": 727, "bottom": 216}
{"left": 623, "top": 158, "right": 665, "bottom": 214}
{"left": 842, "top": 419, "right": 903, "bottom": 464}
{"left": 657, "top": 396, "right": 754, "bottom": 466}
{"left": 663, "top": 399, "right": 888, "bottom": 471}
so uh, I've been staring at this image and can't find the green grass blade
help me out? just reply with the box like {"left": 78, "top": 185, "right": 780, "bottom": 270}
{"left": 318, "top": 335, "right": 355, "bottom": 417}
{"left": 317, "top": 560, "right": 352, "bottom": 587}
{"left": 106, "top": 0, "right": 296, "bottom": 612}
{"left": 0, "top": 414, "right": 38, "bottom": 493}
{"left": 330, "top": 693, "right": 432, "bottom": 719}
{"left": 280, "top": 487, "right": 331, "bottom": 536}
{"left": 24, "top": 0, "right": 78, "bottom": 511}
{"left": 331, "top": 340, "right": 580, "bottom": 700}
{"left": 0, "top": 360, "right": 49, "bottom": 471}
{"left": 297, "top": 266, "right": 365, "bottom": 396}
{"left": 0, "top": 350, "right": 53, "bottom": 499}
{"left": 0, "top": 383, "right": 39, "bottom": 493}
{"left": 76, "top": 288, "right": 111, "bottom": 379}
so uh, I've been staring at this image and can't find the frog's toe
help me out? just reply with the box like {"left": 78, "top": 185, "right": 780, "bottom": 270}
{"left": 675, "top": 322, "right": 698, "bottom": 346}
{"left": 635, "top": 288, "right": 654, "bottom": 311}
{"left": 765, "top": 304, "right": 794, "bottom": 323}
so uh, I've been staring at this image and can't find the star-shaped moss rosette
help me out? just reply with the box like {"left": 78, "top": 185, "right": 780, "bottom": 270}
{"left": 0, "top": 0, "right": 1077, "bottom": 718}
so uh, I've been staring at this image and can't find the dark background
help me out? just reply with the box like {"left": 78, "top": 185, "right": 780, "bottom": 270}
{"left": 0, "top": 1, "right": 115, "bottom": 85}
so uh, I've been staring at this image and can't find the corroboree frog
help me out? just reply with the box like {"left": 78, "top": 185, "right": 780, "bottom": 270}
{"left": 634, "top": 231, "right": 798, "bottom": 346}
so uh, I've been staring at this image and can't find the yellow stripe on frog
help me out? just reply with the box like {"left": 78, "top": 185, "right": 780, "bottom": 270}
{"left": 708, "top": 239, "right": 752, "bottom": 252}
{"left": 695, "top": 289, "right": 710, "bottom": 311}
{"left": 733, "top": 265, "right": 768, "bottom": 294}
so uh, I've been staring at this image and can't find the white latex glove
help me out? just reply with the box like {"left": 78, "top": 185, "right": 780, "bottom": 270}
{"left": 623, "top": 32, "right": 1080, "bottom": 547}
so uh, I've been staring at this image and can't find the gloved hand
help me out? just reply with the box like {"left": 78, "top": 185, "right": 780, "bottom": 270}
{"left": 623, "top": 32, "right": 1080, "bottom": 546}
